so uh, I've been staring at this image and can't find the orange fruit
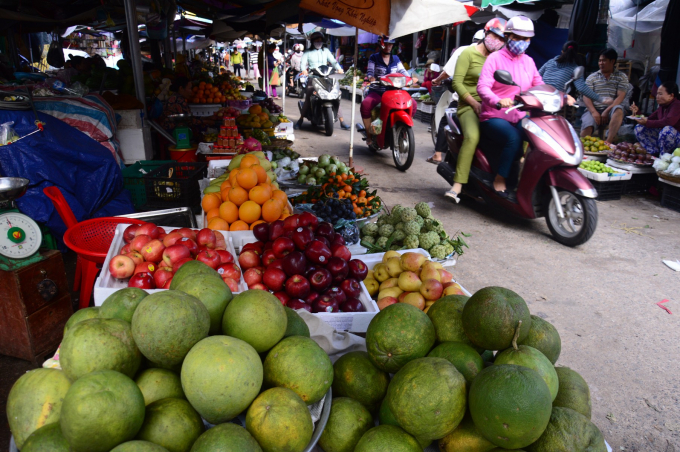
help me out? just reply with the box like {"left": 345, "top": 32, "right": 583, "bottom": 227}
{"left": 220, "top": 188, "right": 231, "bottom": 202}
{"left": 251, "top": 165, "right": 267, "bottom": 183}
{"left": 279, "top": 212, "right": 290, "bottom": 220}
{"left": 236, "top": 168, "right": 258, "bottom": 190}
{"left": 201, "top": 193, "right": 221, "bottom": 212}
{"left": 230, "top": 220, "right": 249, "bottom": 231}
{"left": 249, "top": 185, "right": 271, "bottom": 205}
{"left": 229, "top": 169, "right": 240, "bottom": 187}
{"left": 219, "top": 201, "right": 239, "bottom": 223}
{"left": 228, "top": 186, "right": 249, "bottom": 206}
{"left": 207, "top": 217, "right": 229, "bottom": 231}
{"left": 271, "top": 189, "right": 287, "bottom": 206}
{"left": 250, "top": 220, "right": 266, "bottom": 230}
{"left": 239, "top": 154, "right": 260, "bottom": 168}
{"left": 262, "top": 198, "right": 283, "bottom": 223}
{"left": 239, "top": 200, "right": 262, "bottom": 224}
{"left": 206, "top": 207, "right": 220, "bottom": 223}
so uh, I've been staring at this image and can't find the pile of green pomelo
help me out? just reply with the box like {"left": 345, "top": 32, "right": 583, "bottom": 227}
{"left": 7, "top": 258, "right": 605, "bottom": 452}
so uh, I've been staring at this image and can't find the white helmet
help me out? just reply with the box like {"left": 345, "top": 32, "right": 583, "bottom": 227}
{"left": 472, "top": 29, "right": 485, "bottom": 43}
{"left": 505, "top": 15, "right": 534, "bottom": 38}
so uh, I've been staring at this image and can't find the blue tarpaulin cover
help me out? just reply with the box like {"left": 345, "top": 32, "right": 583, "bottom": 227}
{"left": 0, "top": 110, "right": 134, "bottom": 250}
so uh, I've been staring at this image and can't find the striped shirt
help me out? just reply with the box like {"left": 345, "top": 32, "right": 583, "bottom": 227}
{"left": 538, "top": 57, "right": 602, "bottom": 103}
{"left": 585, "top": 70, "right": 629, "bottom": 111}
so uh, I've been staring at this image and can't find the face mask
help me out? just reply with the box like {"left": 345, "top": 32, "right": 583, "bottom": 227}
{"left": 507, "top": 39, "right": 530, "bottom": 56}
{"left": 484, "top": 34, "right": 505, "bottom": 52}
{"left": 314, "top": 41, "right": 323, "bottom": 50}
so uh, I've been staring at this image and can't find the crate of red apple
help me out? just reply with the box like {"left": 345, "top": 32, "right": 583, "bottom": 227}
{"left": 235, "top": 211, "right": 380, "bottom": 332}
{"left": 94, "top": 223, "right": 246, "bottom": 305}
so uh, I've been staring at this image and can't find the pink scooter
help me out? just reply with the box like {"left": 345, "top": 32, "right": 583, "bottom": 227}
{"left": 438, "top": 68, "right": 598, "bottom": 246}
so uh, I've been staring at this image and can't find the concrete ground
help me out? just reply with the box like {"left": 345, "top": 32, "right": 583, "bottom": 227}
{"left": 2, "top": 94, "right": 678, "bottom": 451}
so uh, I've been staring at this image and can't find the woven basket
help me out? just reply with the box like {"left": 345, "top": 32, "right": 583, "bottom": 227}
{"left": 657, "top": 170, "right": 680, "bottom": 185}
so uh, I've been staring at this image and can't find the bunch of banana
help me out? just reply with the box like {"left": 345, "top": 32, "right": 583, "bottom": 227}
{"left": 202, "top": 172, "right": 229, "bottom": 195}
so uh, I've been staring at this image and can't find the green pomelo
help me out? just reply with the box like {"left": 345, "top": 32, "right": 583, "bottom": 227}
{"left": 136, "top": 398, "right": 204, "bottom": 452}
{"left": 387, "top": 357, "right": 466, "bottom": 440}
{"left": 181, "top": 335, "right": 262, "bottom": 424}
{"left": 132, "top": 291, "right": 210, "bottom": 367}
{"left": 61, "top": 318, "right": 141, "bottom": 381}
{"left": 494, "top": 345, "right": 559, "bottom": 401}
{"left": 245, "top": 387, "right": 313, "bottom": 452}
{"left": 462, "top": 287, "right": 531, "bottom": 350}
{"left": 222, "top": 290, "right": 287, "bottom": 353}
{"left": 190, "top": 423, "right": 262, "bottom": 452}
{"left": 63, "top": 307, "right": 99, "bottom": 335}
{"left": 332, "top": 351, "right": 389, "bottom": 412}
{"left": 263, "top": 335, "right": 333, "bottom": 404}
{"left": 427, "top": 342, "right": 484, "bottom": 387}
{"left": 172, "top": 274, "right": 232, "bottom": 335}
{"left": 60, "top": 370, "right": 145, "bottom": 452}
{"left": 438, "top": 415, "right": 496, "bottom": 452}
{"left": 519, "top": 315, "right": 561, "bottom": 364}
{"left": 525, "top": 407, "right": 606, "bottom": 452}
{"left": 20, "top": 422, "right": 70, "bottom": 452}
{"left": 365, "top": 303, "right": 435, "bottom": 373}
{"left": 6, "top": 368, "right": 71, "bottom": 449}
{"left": 112, "top": 440, "right": 170, "bottom": 451}
{"left": 469, "top": 365, "right": 552, "bottom": 449}
{"left": 427, "top": 295, "right": 475, "bottom": 346}
{"left": 552, "top": 367, "right": 592, "bottom": 419}
{"left": 489, "top": 449, "right": 526, "bottom": 451}
{"left": 135, "top": 368, "right": 185, "bottom": 406}
{"left": 283, "top": 307, "right": 310, "bottom": 338}
{"left": 378, "top": 396, "right": 399, "bottom": 427}
{"left": 318, "top": 397, "right": 374, "bottom": 452}
{"left": 354, "top": 425, "right": 421, "bottom": 452}
{"left": 99, "top": 288, "right": 149, "bottom": 323}
{"left": 169, "top": 261, "right": 220, "bottom": 289}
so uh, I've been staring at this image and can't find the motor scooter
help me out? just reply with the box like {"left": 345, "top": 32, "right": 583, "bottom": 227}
{"left": 297, "top": 65, "right": 341, "bottom": 136}
{"left": 286, "top": 65, "right": 306, "bottom": 97}
{"left": 356, "top": 73, "right": 425, "bottom": 171}
{"left": 430, "top": 75, "right": 455, "bottom": 146}
{"left": 437, "top": 67, "right": 598, "bottom": 246}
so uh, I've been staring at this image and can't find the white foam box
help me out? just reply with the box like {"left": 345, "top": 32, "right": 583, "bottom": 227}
{"left": 578, "top": 167, "right": 632, "bottom": 182}
{"left": 93, "top": 224, "right": 247, "bottom": 306}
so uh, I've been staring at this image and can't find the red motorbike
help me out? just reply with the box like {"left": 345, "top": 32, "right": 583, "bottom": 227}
{"left": 437, "top": 68, "right": 598, "bottom": 246}
{"left": 356, "top": 74, "right": 424, "bottom": 171}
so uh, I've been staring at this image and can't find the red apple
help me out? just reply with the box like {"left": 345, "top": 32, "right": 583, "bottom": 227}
{"left": 331, "top": 244, "right": 352, "bottom": 262}
{"left": 315, "top": 222, "right": 336, "bottom": 242}
{"left": 239, "top": 250, "right": 261, "bottom": 269}
{"left": 316, "top": 236, "right": 331, "bottom": 249}
{"left": 196, "top": 228, "right": 217, "bottom": 249}
{"left": 287, "top": 299, "right": 312, "bottom": 312}
{"left": 119, "top": 244, "right": 132, "bottom": 255}
{"left": 123, "top": 224, "right": 139, "bottom": 243}
{"left": 261, "top": 249, "right": 277, "bottom": 267}
{"left": 305, "top": 240, "right": 332, "bottom": 265}
{"left": 341, "top": 297, "right": 365, "bottom": 312}
{"left": 154, "top": 269, "right": 174, "bottom": 288}
{"left": 178, "top": 237, "right": 199, "bottom": 256}
{"left": 305, "top": 264, "right": 318, "bottom": 279}
{"left": 348, "top": 259, "right": 368, "bottom": 281}
{"left": 298, "top": 211, "right": 318, "bottom": 229}
{"left": 244, "top": 267, "right": 264, "bottom": 286}
{"left": 282, "top": 251, "right": 307, "bottom": 277}
{"left": 324, "top": 286, "right": 347, "bottom": 305}
{"left": 172, "top": 257, "right": 194, "bottom": 273}
{"left": 420, "top": 279, "right": 444, "bottom": 301}
{"left": 162, "top": 231, "right": 184, "bottom": 247}
{"left": 176, "top": 228, "right": 197, "bottom": 241}
{"left": 285, "top": 274, "right": 310, "bottom": 298}
{"left": 128, "top": 272, "right": 155, "bottom": 289}
{"left": 326, "top": 256, "right": 349, "bottom": 284}
{"left": 272, "top": 237, "right": 295, "bottom": 259}
{"left": 136, "top": 223, "right": 160, "bottom": 239}
{"left": 267, "top": 258, "right": 285, "bottom": 273}
{"left": 134, "top": 261, "right": 156, "bottom": 275}
{"left": 217, "top": 263, "right": 242, "bottom": 280}
{"left": 253, "top": 222, "right": 270, "bottom": 242}
{"left": 268, "top": 220, "right": 285, "bottom": 241}
{"left": 331, "top": 234, "right": 346, "bottom": 247}
{"left": 196, "top": 249, "right": 222, "bottom": 269}
{"left": 162, "top": 278, "right": 173, "bottom": 289}
{"left": 109, "top": 255, "right": 135, "bottom": 279}
{"left": 216, "top": 250, "right": 234, "bottom": 264}
{"left": 130, "top": 234, "right": 151, "bottom": 253}
{"left": 242, "top": 241, "right": 264, "bottom": 255}
{"left": 140, "top": 239, "right": 165, "bottom": 263}
{"left": 313, "top": 294, "right": 339, "bottom": 313}
{"left": 157, "top": 264, "right": 173, "bottom": 272}
{"left": 125, "top": 251, "right": 144, "bottom": 266}
{"left": 157, "top": 231, "right": 167, "bottom": 241}
{"left": 309, "top": 268, "right": 333, "bottom": 293}
{"left": 340, "top": 278, "right": 362, "bottom": 298}
{"left": 305, "top": 291, "right": 320, "bottom": 305}
{"left": 162, "top": 244, "right": 191, "bottom": 266}
{"left": 262, "top": 240, "right": 273, "bottom": 251}
{"left": 222, "top": 277, "right": 239, "bottom": 292}
{"left": 249, "top": 283, "right": 268, "bottom": 290}
{"left": 273, "top": 291, "right": 291, "bottom": 305}
{"left": 283, "top": 214, "right": 300, "bottom": 232}
{"left": 292, "top": 227, "right": 315, "bottom": 251}
{"left": 263, "top": 268, "right": 287, "bottom": 292}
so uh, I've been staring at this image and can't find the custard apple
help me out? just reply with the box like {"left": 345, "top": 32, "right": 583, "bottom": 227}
{"left": 430, "top": 244, "right": 448, "bottom": 260}
{"left": 377, "top": 214, "right": 388, "bottom": 226}
{"left": 391, "top": 229, "right": 406, "bottom": 242}
{"left": 425, "top": 218, "right": 444, "bottom": 234}
{"left": 378, "top": 224, "right": 394, "bottom": 238}
{"left": 400, "top": 207, "right": 418, "bottom": 223}
{"left": 415, "top": 202, "right": 431, "bottom": 218}
{"left": 443, "top": 243, "right": 454, "bottom": 256}
{"left": 376, "top": 236, "right": 389, "bottom": 248}
{"left": 362, "top": 236, "right": 376, "bottom": 245}
{"left": 414, "top": 215, "right": 425, "bottom": 228}
{"left": 390, "top": 244, "right": 402, "bottom": 251}
{"left": 361, "top": 222, "right": 379, "bottom": 237}
{"left": 403, "top": 235, "right": 419, "bottom": 249}
{"left": 404, "top": 220, "right": 420, "bottom": 236}
{"left": 418, "top": 232, "right": 437, "bottom": 250}
{"left": 395, "top": 222, "right": 405, "bottom": 231}
{"left": 391, "top": 205, "right": 404, "bottom": 219}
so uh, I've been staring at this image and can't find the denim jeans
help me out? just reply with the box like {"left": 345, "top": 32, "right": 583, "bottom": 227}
{"left": 479, "top": 118, "right": 526, "bottom": 178}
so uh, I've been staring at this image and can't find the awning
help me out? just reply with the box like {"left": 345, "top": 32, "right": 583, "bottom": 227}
{"left": 482, "top": 0, "right": 539, "bottom": 6}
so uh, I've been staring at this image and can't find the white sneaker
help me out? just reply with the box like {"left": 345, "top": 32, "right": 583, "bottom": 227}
{"left": 444, "top": 189, "right": 460, "bottom": 203}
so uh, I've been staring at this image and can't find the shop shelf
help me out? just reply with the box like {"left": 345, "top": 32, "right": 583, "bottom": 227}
{"left": 122, "top": 160, "right": 175, "bottom": 209}
{"left": 144, "top": 162, "right": 207, "bottom": 213}
{"left": 660, "top": 179, "right": 680, "bottom": 213}
{"left": 590, "top": 179, "right": 624, "bottom": 201}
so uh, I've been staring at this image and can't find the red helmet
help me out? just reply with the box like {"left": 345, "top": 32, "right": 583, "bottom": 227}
{"left": 484, "top": 18, "right": 507, "bottom": 39}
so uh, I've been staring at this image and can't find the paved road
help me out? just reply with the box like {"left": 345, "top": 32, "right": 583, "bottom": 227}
{"left": 286, "top": 94, "right": 680, "bottom": 451}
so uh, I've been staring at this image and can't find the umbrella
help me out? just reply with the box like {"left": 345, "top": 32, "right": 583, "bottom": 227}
{"left": 482, "top": 0, "right": 539, "bottom": 6}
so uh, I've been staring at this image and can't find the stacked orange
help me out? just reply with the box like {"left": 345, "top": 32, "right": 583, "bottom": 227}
{"left": 202, "top": 154, "right": 291, "bottom": 231}
{"left": 191, "top": 81, "right": 227, "bottom": 105}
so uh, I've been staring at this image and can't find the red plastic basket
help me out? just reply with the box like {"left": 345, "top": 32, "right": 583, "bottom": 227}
{"left": 64, "top": 217, "right": 146, "bottom": 264}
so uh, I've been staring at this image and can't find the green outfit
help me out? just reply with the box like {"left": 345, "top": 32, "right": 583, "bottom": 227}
{"left": 452, "top": 46, "right": 487, "bottom": 184}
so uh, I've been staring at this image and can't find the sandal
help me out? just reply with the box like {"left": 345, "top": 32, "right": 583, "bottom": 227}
{"left": 444, "top": 189, "right": 460, "bottom": 203}
{"left": 426, "top": 155, "right": 443, "bottom": 164}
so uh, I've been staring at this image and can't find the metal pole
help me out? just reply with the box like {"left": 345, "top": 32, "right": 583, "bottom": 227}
{"left": 412, "top": 32, "right": 417, "bottom": 69}
{"left": 182, "top": 32, "right": 187, "bottom": 56}
{"left": 348, "top": 27, "right": 359, "bottom": 168}
{"left": 123, "top": 0, "right": 146, "bottom": 108}
{"left": 443, "top": 25, "right": 450, "bottom": 65}
{"left": 455, "top": 25, "right": 461, "bottom": 49}
{"left": 172, "top": 22, "right": 177, "bottom": 61}
{"left": 164, "top": 34, "right": 173, "bottom": 69}
{"left": 282, "top": 30, "right": 286, "bottom": 116}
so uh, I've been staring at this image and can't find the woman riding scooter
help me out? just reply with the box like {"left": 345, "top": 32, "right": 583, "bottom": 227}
{"left": 361, "top": 36, "right": 417, "bottom": 146}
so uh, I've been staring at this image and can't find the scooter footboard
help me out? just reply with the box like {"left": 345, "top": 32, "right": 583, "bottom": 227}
{"left": 548, "top": 167, "right": 597, "bottom": 198}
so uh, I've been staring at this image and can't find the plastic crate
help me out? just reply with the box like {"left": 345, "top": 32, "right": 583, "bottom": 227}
{"left": 590, "top": 179, "right": 624, "bottom": 201}
{"left": 144, "top": 162, "right": 207, "bottom": 212}
{"left": 622, "top": 172, "right": 658, "bottom": 194}
{"left": 660, "top": 180, "right": 680, "bottom": 213}
{"left": 122, "top": 160, "right": 175, "bottom": 209}
{"left": 420, "top": 112, "right": 433, "bottom": 124}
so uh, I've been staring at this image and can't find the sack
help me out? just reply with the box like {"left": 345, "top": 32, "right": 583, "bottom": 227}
{"left": 269, "top": 68, "right": 280, "bottom": 87}
{"left": 46, "top": 37, "right": 65, "bottom": 68}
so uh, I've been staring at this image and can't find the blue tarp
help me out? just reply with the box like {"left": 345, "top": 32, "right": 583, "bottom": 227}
{"left": 527, "top": 20, "right": 569, "bottom": 72}
{"left": 0, "top": 111, "right": 134, "bottom": 250}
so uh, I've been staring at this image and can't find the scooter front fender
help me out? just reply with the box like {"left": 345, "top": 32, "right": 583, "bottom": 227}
{"left": 389, "top": 110, "right": 413, "bottom": 128}
{"left": 548, "top": 167, "right": 597, "bottom": 198}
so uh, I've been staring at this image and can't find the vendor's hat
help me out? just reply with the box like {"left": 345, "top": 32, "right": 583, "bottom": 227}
{"left": 505, "top": 15, "right": 535, "bottom": 38}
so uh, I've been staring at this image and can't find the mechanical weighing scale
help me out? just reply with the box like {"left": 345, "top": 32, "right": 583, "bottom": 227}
{"left": 168, "top": 113, "right": 193, "bottom": 149}
{"left": 0, "top": 177, "right": 44, "bottom": 271}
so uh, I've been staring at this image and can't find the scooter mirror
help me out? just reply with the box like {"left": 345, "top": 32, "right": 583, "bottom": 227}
{"left": 493, "top": 70, "right": 517, "bottom": 86}
{"left": 573, "top": 66, "right": 585, "bottom": 80}
{"left": 337, "top": 55, "right": 344, "bottom": 63}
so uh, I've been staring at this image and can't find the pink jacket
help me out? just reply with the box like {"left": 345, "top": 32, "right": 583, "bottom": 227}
{"left": 477, "top": 47, "right": 543, "bottom": 123}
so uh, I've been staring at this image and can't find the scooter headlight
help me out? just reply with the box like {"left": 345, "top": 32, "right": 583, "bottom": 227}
{"left": 389, "top": 76, "right": 406, "bottom": 88}
{"left": 532, "top": 91, "right": 562, "bottom": 113}
{"left": 522, "top": 118, "right": 580, "bottom": 166}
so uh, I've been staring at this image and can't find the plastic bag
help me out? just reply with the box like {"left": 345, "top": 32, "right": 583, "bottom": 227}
{"left": 0, "top": 121, "right": 18, "bottom": 145}
{"left": 666, "top": 162, "right": 680, "bottom": 173}
{"left": 46, "top": 37, "right": 65, "bottom": 68}
{"left": 370, "top": 118, "right": 382, "bottom": 135}
{"left": 673, "top": 167, "right": 680, "bottom": 176}
{"left": 653, "top": 158, "right": 669, "bottom": 171}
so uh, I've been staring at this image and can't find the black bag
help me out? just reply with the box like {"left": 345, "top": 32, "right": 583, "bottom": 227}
{"left": 46, "top": 36, "right": 65, "bottom": 68}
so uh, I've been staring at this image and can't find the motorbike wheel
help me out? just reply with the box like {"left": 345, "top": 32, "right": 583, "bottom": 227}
{"left": 391, "top": 124, "right": 415, "bottom": 171}
{"left": 545, "top": 190, "right": 598, "bottom": 247}
{"left": 324, "top": 106, "right": 334, "bottom": 136}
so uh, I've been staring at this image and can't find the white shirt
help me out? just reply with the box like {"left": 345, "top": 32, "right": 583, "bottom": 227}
{"left": 443, "top": 45, "right": 470, "bottom": 77}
